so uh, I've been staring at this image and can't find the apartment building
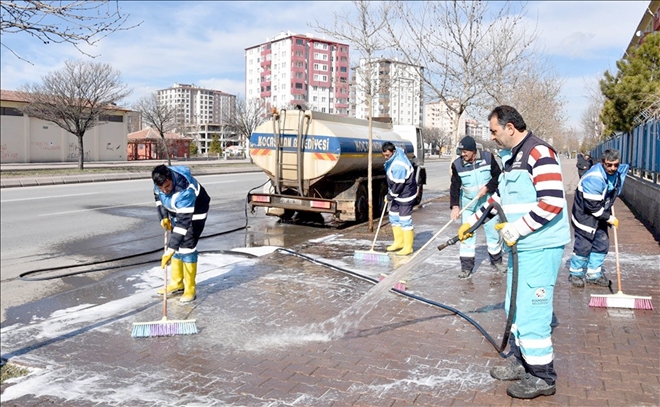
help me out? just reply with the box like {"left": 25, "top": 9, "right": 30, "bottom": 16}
{"left": 157, "top": 83, "right": 236, "bottom": 154}
{"left": 244, "top": 31, "right": 350, "bottom": 115}
{"left": 350, "top": 58, "right": 424, "bottom": 126}
{"left": 465, "top": 118, "right": 490, "bottom": 141}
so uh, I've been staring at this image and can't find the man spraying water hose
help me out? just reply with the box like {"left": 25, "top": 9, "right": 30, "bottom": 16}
{"left": 457, "top": 106, "right": 570, "bottom": 399}
{"left": 152, "top": 165, "right": 211, "bottom": 303}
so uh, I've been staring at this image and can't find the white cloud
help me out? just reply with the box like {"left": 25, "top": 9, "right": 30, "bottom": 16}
{"left": 0, "top": 1, "right": 649, "bottom": 130}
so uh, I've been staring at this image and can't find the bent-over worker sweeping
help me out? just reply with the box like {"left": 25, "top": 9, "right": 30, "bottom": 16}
{"left": 152, "top": 164, "right": 210, "bottom": 303}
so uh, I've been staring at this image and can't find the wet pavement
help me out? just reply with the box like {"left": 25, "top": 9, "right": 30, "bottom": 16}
{"left": 1, "top": 162, "right": 659, "bottom": 406}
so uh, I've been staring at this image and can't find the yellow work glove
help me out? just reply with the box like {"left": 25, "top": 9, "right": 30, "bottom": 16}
{"left": 161, "top": 248, "right": 175, "bottom": 269}
{"left": 161, "top": 218, "right": 172, "bottom": 231}
{"left": 607, "top": 215, "right": 619, "bottom": 229}
{"left": 458, "top": 222, "right": 474, "bottom": 241}
{"left": 495, "top": 222, "right": 520, "bottom": 247}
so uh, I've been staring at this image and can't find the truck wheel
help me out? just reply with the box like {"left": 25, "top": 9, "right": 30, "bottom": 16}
{"left": 355, "top": 184, "right": 369, "bottom": 223}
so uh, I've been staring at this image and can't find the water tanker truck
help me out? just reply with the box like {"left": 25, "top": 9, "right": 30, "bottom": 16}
{"left": 248, "top": 109, "right": 426, "bottom": 223}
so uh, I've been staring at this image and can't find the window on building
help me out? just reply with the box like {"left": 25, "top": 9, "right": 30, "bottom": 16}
{"left": 313, "top": 96, "right": 318, "bottom": 101}
{"left": 296, "top": 38, "right": 304, "bottom": 45}
{"left": 322, "top": 75, "right": 328, "bottom": 81}
{"left": 321, "top": 97, "right": 326, "bottom": 102}
{"left": 1, "top": 107, "right": 23, "bottom": 116}
{"left": 321, "top": 107, "right": 326, "bottom": 112}
{"left": 314, "top": 63, "right": 319, "bottom": 70}
{"left": 295, "top": 83, "right": 303, "bottom": 89}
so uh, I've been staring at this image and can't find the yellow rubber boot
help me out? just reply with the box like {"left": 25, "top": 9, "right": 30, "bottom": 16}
{"left": 396, "top": 230, "right": 414, "bottom": 256}
{"left": 180, "top": 262, "right": 197, "bottom": 303}
{"left": 387, "top": 226, "right": 404, "bottom": 252}
{"left": 157, "top": 258, "right": 184, "bottom": 295}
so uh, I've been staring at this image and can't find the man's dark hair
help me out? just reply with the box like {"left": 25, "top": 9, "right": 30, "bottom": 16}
{"left": 152, "top": 164, "right": 172, "bottom": 186}
{"left": 601, "top": 149, "right": 620, "bottom": 162}
{"left": 488, "top": 105, "right": 527, "bottom": 132}
{"left": 382, "top": 141, "right": 396, "bottom": 153}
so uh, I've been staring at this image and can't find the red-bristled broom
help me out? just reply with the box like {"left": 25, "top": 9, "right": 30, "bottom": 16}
{"left": 589, "top": 208, "right": 653, "bottom": 310}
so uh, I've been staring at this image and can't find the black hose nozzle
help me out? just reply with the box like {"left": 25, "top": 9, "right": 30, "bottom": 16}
{"left": 437, "top": 235, "right": 460, "bottom": 251}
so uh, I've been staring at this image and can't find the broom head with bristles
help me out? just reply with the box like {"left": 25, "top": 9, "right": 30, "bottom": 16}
{"left": 131, "top": 317, "right": 198, "bottom": 338}
{"left": 354, "top": 249, "right": 390, "bottom": 263}
{"left": 589, "top": 291, "right": 653, "bottom": 310}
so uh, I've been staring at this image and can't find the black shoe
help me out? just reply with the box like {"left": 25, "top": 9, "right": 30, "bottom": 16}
{"left": 568, "top": 274, "right": 585, "bottom": 287}
{"left": 490, "top": 358, "right": 525, "bottom": 381}
{"left": 493, "top": 261, "right": 507, "bottom": 274}
{"left": 458, "top": 269, "right": 472, "bottom": 279}
{"left": 586, "top": 275, "right": 609, "bottom": 287}
{"left": 506, "top": 373, "right": 556, "bottom": 399}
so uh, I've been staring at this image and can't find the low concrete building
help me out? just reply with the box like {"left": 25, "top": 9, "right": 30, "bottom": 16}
{"left": 1, "top": 90, "right": 130, "bottom": 163}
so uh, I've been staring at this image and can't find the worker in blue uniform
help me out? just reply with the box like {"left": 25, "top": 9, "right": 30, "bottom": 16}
{"left": 152, "top": 165, "right": 210, "bottom": 303}
{"left": 459, "top": 106, "right": 571, "bottom": 399}
{"left": 568, "top": 149, "right": 628, "bottom": 287}
{"left": 450, "top": 135, "right": 504, "bottom": 278}
{"left": 382, "top": 141, "right": 418, "bottom": 256}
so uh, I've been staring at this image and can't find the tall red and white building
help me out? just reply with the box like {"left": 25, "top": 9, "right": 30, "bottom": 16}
{"left": 245, "top": 31, "right": 350, "bottom": 115}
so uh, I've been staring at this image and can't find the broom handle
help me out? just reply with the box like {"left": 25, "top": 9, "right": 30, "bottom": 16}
{"left": 163, "top": 230, "right": 168, "bottom": 319}
{"left": 407, "top": 195, "right": 481, "bottom": 262}
{"left": 612, "top": 207, "right": 623, "bottom": 293}
{"left": 370, "top": 201, "right": 389, "bottom": 251}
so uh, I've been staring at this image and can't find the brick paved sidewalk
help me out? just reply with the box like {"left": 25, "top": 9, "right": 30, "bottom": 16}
{"left": 1, "top": 164, "right": 658, "bottom": 406}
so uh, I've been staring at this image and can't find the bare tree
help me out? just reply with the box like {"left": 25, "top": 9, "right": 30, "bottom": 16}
{"left": 386, "top": 1, "right": 539, "bottom": 150}
{"left": 580, "top": 78, "right": 606, "bottom": 152}
{"left": 492, "top": 56, "right": 567, "bottom": 143}
{"left": 1, "top": 0, "right": 141, "bottom": 63}
{"left": 230, "top": 97, "right": 267, "bottom": 160}
{"left": 315, "top": 0, "right": 392, "bottom": 231}
{"left": 18, "top": 59, "right": 131, "bottom": 170}
{"left": 133, "top": 92, "right": 178, "bottom": 166}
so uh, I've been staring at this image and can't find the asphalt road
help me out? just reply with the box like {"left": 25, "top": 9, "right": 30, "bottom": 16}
{"left": 0, "top": 160, "right": 451, "bottom": 324}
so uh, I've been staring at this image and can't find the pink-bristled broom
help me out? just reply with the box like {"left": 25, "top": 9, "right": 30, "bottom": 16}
{"left": 589, "top": 207, "right": 653, "bottom": 310}
{"left": 131, "top": 231, "right": 198, "bottom": 337}
{"left": 354, "top": 201, "right": 391, "bottom": 263}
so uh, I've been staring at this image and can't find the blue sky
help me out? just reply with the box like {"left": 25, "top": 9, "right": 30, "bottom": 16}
{"left": 0, "top": 1, "right": 651, "bottom": 130}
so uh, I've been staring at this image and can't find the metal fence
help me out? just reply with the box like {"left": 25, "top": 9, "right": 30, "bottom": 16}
{"left": 590, "top": 118, "right": 659, "bottom": 184}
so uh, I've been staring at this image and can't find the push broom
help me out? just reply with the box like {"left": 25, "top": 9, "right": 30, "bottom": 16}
{"left": 354, "top": 200, "right": 390, "bottom": 263}
{"left": 589, "top": 207, "right": 653, "bottom": 310}
{"left": 131, "top": 231, "right": 198, "bottom": 337}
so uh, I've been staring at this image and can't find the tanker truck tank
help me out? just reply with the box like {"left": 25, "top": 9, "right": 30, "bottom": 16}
{"left": 248, "top": 109, "right": 426, "bottom": 223}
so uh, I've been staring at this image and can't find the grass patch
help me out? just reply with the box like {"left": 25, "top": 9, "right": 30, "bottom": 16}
{"left": 1, "top": 362, "right": 29, "bottom": 384}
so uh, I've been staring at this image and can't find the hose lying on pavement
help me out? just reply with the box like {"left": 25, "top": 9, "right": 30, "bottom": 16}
{"left": 17, "top": 184, "right": 516, "bottom": 358}
{"left": 278, "top": 201, "right": 516, "bottom": 358}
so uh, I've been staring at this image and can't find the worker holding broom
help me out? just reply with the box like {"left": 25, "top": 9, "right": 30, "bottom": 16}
{"left": 152, "top": 164, "right": 211, "bottom": 303}
{"left": 449, "top": 135, "right": 504, "bottom": 278}
{"left": 382, "top": 141, "right": 417, "bottom": 256}
{"left": 457, "top": 105, "right": 570, "bottom": 399}
{"left": 568, "top": 149, "right": 628, "bottom": 288}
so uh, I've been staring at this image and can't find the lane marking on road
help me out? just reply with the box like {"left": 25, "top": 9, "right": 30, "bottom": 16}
{"left": 38, "top": 201, "right": 154, "bottom": 216}
{"left": 1, "top": 192, "right": 100, "bottom": 203}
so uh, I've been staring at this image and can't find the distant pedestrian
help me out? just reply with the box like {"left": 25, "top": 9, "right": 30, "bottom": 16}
{"left": 457, "top": 105, "right": 570, "bottom": 399}
{"left": 568, "top": 149, "right": 629, "bottom": 287}
{"left": 576, "top": 153, "right": 593, "bottom": 178}
{"left": 449, "top": 135, "right": 504, "bottom": 278}
{"left": 382, "top": 141, "right": 417, "bottom": 256}
{"left": 152, "top": 164, "right": 210, "bottom": 303}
